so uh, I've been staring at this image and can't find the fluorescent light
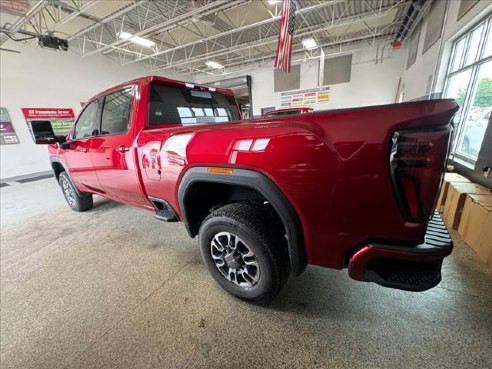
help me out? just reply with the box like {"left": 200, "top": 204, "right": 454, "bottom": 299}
{"left": 130, "top": 35, "right": 155, "bottom": 47}
{"left": 206, "top": 60, "right": 224, "bottom": 69}
{"left": 268, "top": 0, "right": 281, "bottom": 4}
{"left": 118, "top": 31, "right": 155, "bottom": 47}
{"left": 302, "top": 38, "right": 318, "bottom": 50}
{"left": 118, "top": 31, "right": 132, "bottom": 40}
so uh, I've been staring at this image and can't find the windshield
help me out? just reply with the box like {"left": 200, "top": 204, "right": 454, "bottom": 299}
{"left": 149, "top": 84, "right": 240, "bottom": 125}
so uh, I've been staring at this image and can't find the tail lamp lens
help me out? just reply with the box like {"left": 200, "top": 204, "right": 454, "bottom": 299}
{"left": 390, "top": 126, "right": 452, "bottom": 222}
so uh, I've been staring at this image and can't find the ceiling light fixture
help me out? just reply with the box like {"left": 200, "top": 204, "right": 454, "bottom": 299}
{"left": 302, "top": 38, "right": 318, "bottom": 50}
{"left": 118, "top": 32, "right": 155, "bottom": 47}
{"left": 268, "top": 0, "right": 281, "bottom": 4}
{"left": 118, "top": 31, "right": 132, "bottom": 40}
{"left": 206, "top": 60, "right": 224, "bottom": 69}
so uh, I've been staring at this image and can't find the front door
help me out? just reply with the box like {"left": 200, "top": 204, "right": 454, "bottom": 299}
{"left": 64, "top": 99, "right": 101, "bottom": 192}
{"left": 90, "top": 87, "right": 146, "bottom": 206}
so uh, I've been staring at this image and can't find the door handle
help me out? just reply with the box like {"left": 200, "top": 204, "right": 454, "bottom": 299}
{"left": 117, "top": 145, "right": 130, "bottom": 153}
{"left": 79, "top": 148, "right": 88, "bottom": 153}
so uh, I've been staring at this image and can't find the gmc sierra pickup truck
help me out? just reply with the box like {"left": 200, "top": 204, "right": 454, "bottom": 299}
{"left": 31, "top": 76, "right": 458, "bottom": 303}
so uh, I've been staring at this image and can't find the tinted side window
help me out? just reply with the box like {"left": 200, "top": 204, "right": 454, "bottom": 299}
{"left": 73, "top": 100, "right": 99, "bottom": 139}
{"left": 101, "top": 87, "right": 133, "bottom": 135}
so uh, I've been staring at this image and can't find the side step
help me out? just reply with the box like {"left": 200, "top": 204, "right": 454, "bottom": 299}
{"left": 349, "top": 211, "right": 452, "bottom": 292}
{"left": 155, "top": 209, "right": 178, "bottom": 222}
{"left": 149, "top": 196, "right": 178, "bottom": 222}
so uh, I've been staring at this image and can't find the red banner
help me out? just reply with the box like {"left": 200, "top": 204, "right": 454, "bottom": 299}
{"left": 21, "top": 108, "right": 75, "bottom": 120}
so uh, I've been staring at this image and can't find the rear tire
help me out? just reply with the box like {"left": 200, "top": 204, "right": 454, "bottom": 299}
{"left": 198, "top": 203, "right": 290, "bottom": 304}
{"left": 59, "top": 172, "right": 93, "bottom": 212}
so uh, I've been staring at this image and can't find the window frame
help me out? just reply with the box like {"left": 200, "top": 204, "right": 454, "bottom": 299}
{"left": 71, "top": 99, "right": 100, "bottom": 140}
{"left": 443, "top": 14, "right": 492, "bottom": 164}
{"left": 99, "top": 85, "right": 135, "bottom": 137}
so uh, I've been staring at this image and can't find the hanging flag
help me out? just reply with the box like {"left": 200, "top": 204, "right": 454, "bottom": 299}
{"left": 274, "top": 0, "right": 296, "bottom": 73}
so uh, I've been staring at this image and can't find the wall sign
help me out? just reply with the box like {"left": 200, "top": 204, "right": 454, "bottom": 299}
{"left": 280, "top": 87, "right": 330, "bottom": 107}
{"left": 21, "top": 108, "right": 75, "bottom": 136}
{"left": 0, "top": 107, "right": 20, "bottom": 145}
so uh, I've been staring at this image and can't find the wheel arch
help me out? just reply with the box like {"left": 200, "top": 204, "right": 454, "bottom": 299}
{"left": 178, "top": 167, "right": 307, "bottom": 276}
{"left": 50, "top": 156, "right": 86, "bottom": 196}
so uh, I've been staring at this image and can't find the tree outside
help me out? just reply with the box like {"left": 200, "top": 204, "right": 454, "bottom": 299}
{"left": 456, "top": 77, "right": 492, "bottom": 108}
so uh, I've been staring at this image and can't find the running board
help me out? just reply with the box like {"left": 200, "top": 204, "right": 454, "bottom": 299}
{"left": 149, "top": 196, "right": 178, "bottom": 222}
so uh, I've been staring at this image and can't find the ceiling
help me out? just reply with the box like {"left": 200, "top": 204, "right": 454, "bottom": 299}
{"left": 0, "top": 0, "right": 415, "bottom": 79}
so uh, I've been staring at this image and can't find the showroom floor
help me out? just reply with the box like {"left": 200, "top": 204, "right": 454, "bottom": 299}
{"left": 1, "top": 178, "right": 491, "bottom": 369}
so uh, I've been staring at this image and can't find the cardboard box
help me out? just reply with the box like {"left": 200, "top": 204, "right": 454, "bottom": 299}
{"left": 458, "top": 194, "right": 492, "bottom": 264}
{"left": 443, "top": 182, "right": 491, "bottom": 229}
{"left": 436, "top": 173, "right": 470, "bottom": 212}
{"left": 480, "top": 220, "right": 492, "bottom": 273}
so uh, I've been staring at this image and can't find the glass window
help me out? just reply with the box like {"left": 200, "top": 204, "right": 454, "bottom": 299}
{"left": 101, "top": 87, "right": 133, "bottom": 135}
{"left": 444, "top": 69, "right": 473, "bottom": 124}
{"left": 484, "top": 24, "right": 492, "bottom": 58}
{"left": 73, "top": 100, "right": 99, "bottom": 139}
{"left": 464, "top": 24, "right": 484, "bottom": 66}
{"left": 457, "top": 61, "right": 492, "bottom": 157}
{"left": 148, "top": 84, "right": 241, "bottom": 126}
{"left": 449, "top": 37, "right": 466, "bottom": 73}
{"left": 443, "top": 15, "right": 492, "bottom": 162}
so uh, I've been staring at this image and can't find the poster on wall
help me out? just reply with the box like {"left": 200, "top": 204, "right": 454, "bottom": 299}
{"left": 0, "top": 107, "right": 20, "bottom": 145}
{"left": 21, "top": 108, "right": 75, "bottom": 136}
{"left": 280, "top": 87, "right": 330, "bottom": 108}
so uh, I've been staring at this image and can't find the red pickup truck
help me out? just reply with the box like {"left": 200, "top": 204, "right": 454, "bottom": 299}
{"left": 31, "top": 76, "right": 458, "bottom": 303}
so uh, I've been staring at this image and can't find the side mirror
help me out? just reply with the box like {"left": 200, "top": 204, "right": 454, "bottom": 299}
{"left": 29, "top": 120, "right": 67, "bottom": 145}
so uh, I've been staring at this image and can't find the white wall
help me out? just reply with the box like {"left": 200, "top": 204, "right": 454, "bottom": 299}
{"left": 249, "top": 47, "right": 406, "bottom": 116}
{"left": 0, "top": 41, "right": 149, "bottom": 179}
{"left": 401, "top": 0, "right": 492, "bottom": 101}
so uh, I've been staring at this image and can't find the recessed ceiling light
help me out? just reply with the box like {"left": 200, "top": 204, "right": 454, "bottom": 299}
{"left": 118, "top": 31, "right": 155, "bottom": 47}
{"left": 302, "top": 38, "right": 318, "bottom": 50}
{"left": 206, "top": 60, "right": 224, "bottom": 69}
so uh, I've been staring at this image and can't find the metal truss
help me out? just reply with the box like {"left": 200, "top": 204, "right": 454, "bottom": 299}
{"left": 69, "top": 0, "right": 249, "bottom": 61}
{"left": 149, "top": 3, "right": 407, "bottom": 76}
{"left": 181, "top": 32, "right": 395, "bottom": 81}
{"left": 0, "top": 0, "right": 102, "bottom": 46}
{"left": 1, "top": 0, "right": 413, "bottom": 78}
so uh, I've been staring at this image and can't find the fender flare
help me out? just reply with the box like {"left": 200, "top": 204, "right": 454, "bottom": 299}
{"left": 178, "top": 167, "right": 307, "bottom": 276}
{"left": 50, "top": 156, "right": 88, "bottom": 197}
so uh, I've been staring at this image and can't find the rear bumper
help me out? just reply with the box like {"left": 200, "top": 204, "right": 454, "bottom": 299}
{"left": 348, "top": 212, "right": 452, "bottom": 291}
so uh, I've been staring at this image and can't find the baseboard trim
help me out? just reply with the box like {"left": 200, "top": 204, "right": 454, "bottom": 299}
{"left": 1, "top": 170, "right": 54, "bottom": 185}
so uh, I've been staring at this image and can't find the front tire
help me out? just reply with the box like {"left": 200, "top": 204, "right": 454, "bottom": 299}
{"left": 59, "top": 172, "right": 93, "bottom": 212}
{"left": 198, "top": 203, "right": 290, "bottom": 304}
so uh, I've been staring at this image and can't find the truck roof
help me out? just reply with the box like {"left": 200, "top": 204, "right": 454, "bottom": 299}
{"left": 86, "top": 75, "right": 235, "bottom": 104}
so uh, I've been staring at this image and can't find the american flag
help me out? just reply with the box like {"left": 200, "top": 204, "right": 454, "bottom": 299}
{"left": 274, "top": 0, "right": 296, "bottom": 73}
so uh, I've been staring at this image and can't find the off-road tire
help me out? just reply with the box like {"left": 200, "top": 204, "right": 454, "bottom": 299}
{"left": 59, "top": 172, "right": 93, "bottom": 212}
{"left": 198, "top": 203, "right": 290, "bottom": 304}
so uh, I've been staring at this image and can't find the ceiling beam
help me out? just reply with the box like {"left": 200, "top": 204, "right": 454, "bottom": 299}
{"left": 122, "top": 0, "right": 347, "bottom": 66}
{"left": 67, "top": 0, "right": 149, "bottom": 41}
{"left": 151, "top": 5, "right": 402, "bottom": 72}
{"left": 183, "top": 33, "right": 391, "bottom": 80}
{"left": 82, "top": 0, "right": 247, "bottom": 57}
{"left": 0, "top": 0, "right": 49, "bottom": 46}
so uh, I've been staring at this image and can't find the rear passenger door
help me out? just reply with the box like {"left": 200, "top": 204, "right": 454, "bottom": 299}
{"left": 90, "top": 87, "right": 146, "bottom": 206}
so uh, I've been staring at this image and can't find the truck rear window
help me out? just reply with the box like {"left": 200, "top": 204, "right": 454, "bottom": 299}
{"left": 149, "top": 84, "right": 240, "bottom": 125}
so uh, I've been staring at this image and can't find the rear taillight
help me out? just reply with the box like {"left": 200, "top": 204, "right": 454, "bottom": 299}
{"left": 390, "top": 125, "right": 452, "bottom": 222}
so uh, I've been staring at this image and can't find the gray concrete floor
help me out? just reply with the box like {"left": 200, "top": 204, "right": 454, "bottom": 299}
{"left": 1, "top": 179, "right": 491, "bottom": 369}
